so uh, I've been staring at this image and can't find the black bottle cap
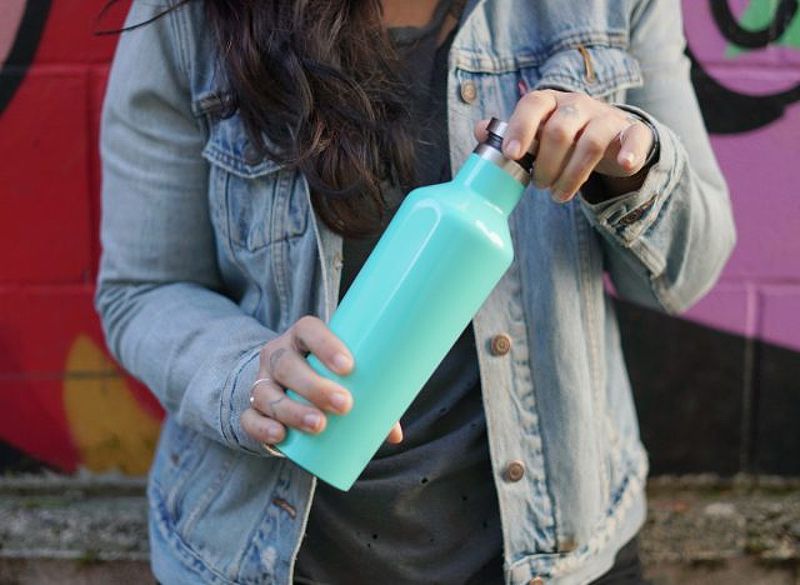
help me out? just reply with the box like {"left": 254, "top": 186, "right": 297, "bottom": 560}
{"left": 484, "top": 118, "right": 534, "bottom": 174}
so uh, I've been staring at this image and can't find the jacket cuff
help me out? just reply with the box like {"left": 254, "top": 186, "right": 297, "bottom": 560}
{"left": 222, "top": 343, "right": 282, "bottom": 457}
{"left": 578, "top": 103, "right": 684, "bottom": 248}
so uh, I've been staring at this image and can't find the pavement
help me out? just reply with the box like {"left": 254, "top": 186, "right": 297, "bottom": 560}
{"left": 0, "top": 473, "right": 798, "bottom": 584}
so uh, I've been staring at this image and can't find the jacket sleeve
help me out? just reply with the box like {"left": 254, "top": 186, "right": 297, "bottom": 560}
{"left": 94, "top": 1, "right": 278, "bottom": 456}
{"left": 578, "top": 0, "right": 736, "bottom": 314}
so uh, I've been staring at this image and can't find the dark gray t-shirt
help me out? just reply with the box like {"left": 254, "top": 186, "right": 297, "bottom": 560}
{"left": 293, "top": 3, "right": 504, "bottom": 583}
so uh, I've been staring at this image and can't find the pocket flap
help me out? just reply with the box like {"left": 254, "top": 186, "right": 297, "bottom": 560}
{"left": 533, "top": 44, "right": 643, "bottom": 98}
{"left": 202, "top": 113, "right": 285, "bottom": 178}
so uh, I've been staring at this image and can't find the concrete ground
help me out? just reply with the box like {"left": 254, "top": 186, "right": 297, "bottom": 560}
{"left": 0, "top": 474, "right": 798, "bottom": 584}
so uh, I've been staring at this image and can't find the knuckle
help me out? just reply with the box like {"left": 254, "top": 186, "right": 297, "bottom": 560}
{"left": 271, "top": 399, "right": 295, "bottom": 425}
{"left": 294, "top": 315, "right": 319, "bottom": 335}
{"left": 259, "top": 341, "right": 277, "bottom": 362}
{"left": 583, "top": 135, "right": 606, "bottom": 156}
{"left": 544, "top": 122, "right": 571, "bottom": 144}
{"left": 296, "top": 314, "right": 316, "bottom": 327}
{"left": 525, "top": 89, "right": 556, "bottom": 107}
{"left": 521, "top": 90, "right": 542, "bottom": 105}
{"left": 271, "top": 353, "right": 294, "bottom": 382}
{"left": 315, "top": 332, "right": 336, "bottom": 353}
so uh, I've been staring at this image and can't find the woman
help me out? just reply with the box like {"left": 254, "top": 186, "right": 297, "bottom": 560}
{"left": 95, "top": 0, "right": 735, "bottom": 583}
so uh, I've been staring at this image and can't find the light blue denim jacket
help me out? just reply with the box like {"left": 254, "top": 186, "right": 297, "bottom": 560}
{"left": 95, "top": 0, "right": 735, "bottom": 583}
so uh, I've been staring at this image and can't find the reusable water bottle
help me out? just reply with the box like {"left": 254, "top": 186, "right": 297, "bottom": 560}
{"left": 274, "top": 118, "right": 533, "bottom": 491}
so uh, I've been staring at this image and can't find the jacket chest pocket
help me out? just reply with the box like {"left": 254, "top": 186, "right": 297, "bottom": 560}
{"left": 452, "top": 41, "right": 643, "bottom": 117}
{"left": 202, "top": 114, "right": 309, "bottom": 254}
{"left": 531, "top": 43, "right": 643, "bottom": 102}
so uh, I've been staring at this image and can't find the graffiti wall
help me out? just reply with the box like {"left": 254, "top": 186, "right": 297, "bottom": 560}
{"left": 0, "top": 0, "right": 798, "bottom": 477}
{"left": 622, "top": 0, "right": 800, "bottom": 477}
{"left": 0, "top": 0, "right": 161, "bottom": 475}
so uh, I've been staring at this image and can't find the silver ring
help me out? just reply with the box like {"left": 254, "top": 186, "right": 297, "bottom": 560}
{"left": 250, "top": 378, "right": 273, "bottom": 406}
{"left": 249, "top": 377, "right": 274, "bottom": 408}
{"left": 250, "top": 377, "right": 274, "bottom": 392}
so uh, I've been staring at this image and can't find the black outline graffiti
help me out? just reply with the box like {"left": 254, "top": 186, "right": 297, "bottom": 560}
{"left": 0, "top": 0, "right": 52, "bottom": 116}
{"left": 711, "top": 0, "right": 798, "bottom": 49}
{"left": 689, "top": 46, "right": 800, "bottom": 134}
{"left": 690, "top": 0, "right": 800, "bottom": 134}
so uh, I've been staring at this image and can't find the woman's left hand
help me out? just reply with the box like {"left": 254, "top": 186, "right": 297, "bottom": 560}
{"left": 474, "top": 89, "right": 655, "bottom": 203}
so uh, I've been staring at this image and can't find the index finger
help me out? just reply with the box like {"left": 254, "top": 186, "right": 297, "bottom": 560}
{"left": 503, "top": 90, "right": 559, "bottom": 160}
{"left": 291, "top": 315, "right": 354, "bottom": 376}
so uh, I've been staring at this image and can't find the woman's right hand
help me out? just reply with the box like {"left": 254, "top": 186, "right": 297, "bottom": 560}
{"left": 241, "top": 315, "right": 403, "bottom": 448}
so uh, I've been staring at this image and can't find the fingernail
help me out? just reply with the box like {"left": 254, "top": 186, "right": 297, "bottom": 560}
{"left": 622, "top": 152, "right": 636, "bottom": 168}
{"left": 333, "top": 353, "right": 352, "bottom": 372}
{"left": 265, "top": 425, "right": 280, "bottom": 442}
{"left": 505, "top": 139, "right": 521, "bottom": 159}
{"left": 303, "top": 413, "right": 322, "bottom": 431}
{"left": 330, "top": 392, "right": 350, "bottom": 412}
{"left": 551, "top": 190, "right": 566, "bottom": 202}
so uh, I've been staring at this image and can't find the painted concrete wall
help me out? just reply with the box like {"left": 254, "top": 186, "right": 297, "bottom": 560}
{"left": 681, "top": 0, "right": 800, "bottom": 352}
{"left": 0, "top": 0, "right": 798, "bottom": 476}
{"left": 0, "top": 0, "right": 160, "bottom": 474}
{"left": 621, "top": 0, "right": 800, "bottom": 477}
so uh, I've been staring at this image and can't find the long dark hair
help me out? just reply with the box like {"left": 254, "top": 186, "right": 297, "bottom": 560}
{"left": 98, "top": 0, "right": 417, "bottom": 238}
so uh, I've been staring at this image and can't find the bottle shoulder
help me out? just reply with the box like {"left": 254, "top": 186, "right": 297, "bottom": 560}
{"left": 403, "top": 182, "right": 510, "bottom": 230}
{"left": 397, "top": 182, "right": 514, "bottom": 260}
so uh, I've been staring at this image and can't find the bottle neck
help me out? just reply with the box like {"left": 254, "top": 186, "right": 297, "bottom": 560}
{"left": 453, "top": 152, "right": 527, "bottom": 216}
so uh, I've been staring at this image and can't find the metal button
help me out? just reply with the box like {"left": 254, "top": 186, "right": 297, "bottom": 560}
{"left": 460, "top": 80, "right": 477, "bottom": 104}
{"left": 504, "top": 460, "right": 525, "bottom": 482}
{"left": 529, "top": 577, "right": 545, "bottom": 585}
{"left": 490, "top": 333, "right": 512, "bottom": 356}
{"left": 559, "top": 536, "right": 578, "bottom": 553}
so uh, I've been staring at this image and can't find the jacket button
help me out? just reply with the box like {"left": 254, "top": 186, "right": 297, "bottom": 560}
{"left": 529, "top": 577, "right": 545, "bottom": 585}
{"left": 504, "top": 460, "right": 525, "bottom": 482}
{"left": 460, "top": 80, "right": 477, "bottom": 104}
{"left": 559, "top": 536, "right": 578, "bottom": 552}
{"left": 490, "top": 333, "right": 512, "bottom": 356}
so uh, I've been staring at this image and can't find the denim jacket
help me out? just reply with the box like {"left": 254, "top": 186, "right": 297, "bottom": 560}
{"left": 95, "top": 0, "right": 735, "bottom": 583}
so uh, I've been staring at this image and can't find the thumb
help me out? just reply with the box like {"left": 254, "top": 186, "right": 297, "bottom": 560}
{"left": 386, "top": 421, "right": 403, "bottom": 444}
{"left": 617, "top": 120, "right": 653, "bottom": 176}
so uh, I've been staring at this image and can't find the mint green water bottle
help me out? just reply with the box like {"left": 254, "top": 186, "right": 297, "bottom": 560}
{"left": 274, "top": 118, "right": 533, "bottom": 491}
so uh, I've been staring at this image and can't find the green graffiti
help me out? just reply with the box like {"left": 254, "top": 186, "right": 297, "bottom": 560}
{"left": 727, "top": 0, "right": 800, "bottom": 56}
